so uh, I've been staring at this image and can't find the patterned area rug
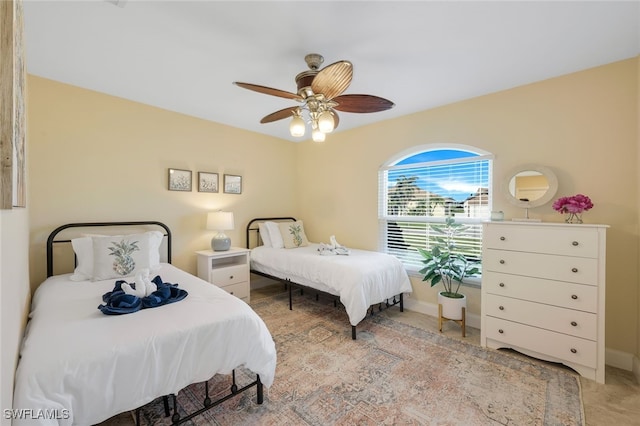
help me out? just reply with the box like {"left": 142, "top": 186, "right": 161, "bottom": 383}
{"left": 136, "top": 290, "right": 584, "bottom": 425}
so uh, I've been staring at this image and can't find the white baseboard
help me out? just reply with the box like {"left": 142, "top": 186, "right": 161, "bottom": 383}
{"left": 605, "top": 347, "right": 635, "bottom": 371}
{"left": 403, "top": 295, "right": 636, "bottom": 372}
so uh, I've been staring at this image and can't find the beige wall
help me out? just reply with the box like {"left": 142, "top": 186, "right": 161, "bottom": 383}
{"left": 27, "top": 76, "right": 298, "bottom": 290}
{"left": 297, "top": 58, "right": 639, "bottom": 358}
{"left": 0, "top": 210, "right": 31, "bottom": 424}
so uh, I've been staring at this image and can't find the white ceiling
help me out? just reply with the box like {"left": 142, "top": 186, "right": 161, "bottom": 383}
{"left": 23, "top": 1, "right": 640, "bottom": 142}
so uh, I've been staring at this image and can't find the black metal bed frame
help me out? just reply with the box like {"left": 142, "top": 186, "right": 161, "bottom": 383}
{"left": 46, "top": 221, "right": 264, "bottom": 425}
{"left": 246, "top": 217, "right": 404, "bottom": 340}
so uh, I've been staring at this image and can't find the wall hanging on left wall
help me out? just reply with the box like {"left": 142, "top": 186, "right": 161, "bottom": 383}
{"left": 168, "top": 168, "right": 192, "bottom": 191}
{"left": 0, "top": 0, "right": 26, "bottom": 209}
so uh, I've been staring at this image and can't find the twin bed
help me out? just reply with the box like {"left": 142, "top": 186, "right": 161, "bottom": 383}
{"left": 246, "top": 217, "right": 412, "bottom": 339}
{"left": 14, "top": 218, "right": 411, "bottom": 424}
{"left": 13, "top": 222, "right": 276, "bottom": 425}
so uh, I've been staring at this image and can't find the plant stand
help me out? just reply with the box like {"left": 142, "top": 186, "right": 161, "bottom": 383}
{"left": 438, "top": 303, "right": 466, "bottom": 337}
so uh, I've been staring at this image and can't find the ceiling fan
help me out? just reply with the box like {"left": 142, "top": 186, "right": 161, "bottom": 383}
{"left": 233, "top": 53, "right": 395, "bottom": 142}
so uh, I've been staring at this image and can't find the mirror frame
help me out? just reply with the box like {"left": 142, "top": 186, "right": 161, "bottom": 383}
{"left": 502, "top": 164, "right": 558, "bottom": 209}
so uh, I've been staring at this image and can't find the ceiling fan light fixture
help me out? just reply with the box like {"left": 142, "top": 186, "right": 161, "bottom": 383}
{"left": 289, "top": 112, "right": 306, "bottom": 137}
{"left": 234, "top": 53, "right": 395, "bottom": 142}
{"left": 318, "top": 110, "right": 335, "bottom": 133}
{"left": 312, "top": 128, "right": 326, "bottom": 143}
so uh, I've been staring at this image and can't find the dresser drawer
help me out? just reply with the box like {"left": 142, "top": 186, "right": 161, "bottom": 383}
{"left": 483, "top": 271, "right": 598, "bottom": 312}
{"left": 210, "top": 264, "right": 249, "bottom": 287}
{"left": 484, "top": 316, "right": 597, "bottom": 368}
{"left": 485, "top": 294, "right": 597, "bottom": 340}
{"left": 484, "top": 223, "right": 599, "bottom": 258}
{"left": 218, "top": 281, "right": 249, "bottom": 300}
{"left": 484, "top": 249, "right": 598, "bottom": 285}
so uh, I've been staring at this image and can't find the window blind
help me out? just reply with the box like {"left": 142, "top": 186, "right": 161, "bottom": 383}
{"left": 378, "top": 152, "right": 492, "bottom": 273}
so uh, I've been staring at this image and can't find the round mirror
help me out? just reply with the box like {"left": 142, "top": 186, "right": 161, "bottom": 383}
{"left": 502, "top": 164, "right": 558, "bottom": 209}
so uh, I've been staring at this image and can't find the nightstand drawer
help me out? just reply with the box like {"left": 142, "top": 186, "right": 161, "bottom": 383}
{"left": 219, "top": 281, "right": 249, "bottom": 300}
{"left": 210, "top": 264, "right": 248, "bottom": 287}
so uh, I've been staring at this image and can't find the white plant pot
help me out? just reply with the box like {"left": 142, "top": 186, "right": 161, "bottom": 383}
{"left": 438, "top": 291, "right": 467, "bottom": 320}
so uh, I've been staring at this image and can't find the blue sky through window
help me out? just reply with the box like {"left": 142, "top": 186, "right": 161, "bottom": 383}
{"left": 390, "top": 149, "right": 488, "bottom": 202}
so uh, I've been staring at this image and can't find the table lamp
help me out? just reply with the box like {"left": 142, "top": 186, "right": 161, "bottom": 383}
{"left": 207, "top": 211, "right": 234, "bottom": 251}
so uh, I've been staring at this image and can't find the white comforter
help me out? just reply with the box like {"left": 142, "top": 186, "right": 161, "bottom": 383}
{"left": 13, "top": 264, "right": 277, "bottom": 426}
{"left": 251, "top": 244, "right": 412, "bottom": 326}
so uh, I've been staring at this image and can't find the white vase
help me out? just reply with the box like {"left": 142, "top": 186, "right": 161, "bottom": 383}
{"left": 438, "top": 291, "right": 467, "bottom": 320}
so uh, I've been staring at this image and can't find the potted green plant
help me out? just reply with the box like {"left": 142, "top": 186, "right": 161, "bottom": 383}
{"left": 418, "top": 216, "right": 480, "bottom": 321}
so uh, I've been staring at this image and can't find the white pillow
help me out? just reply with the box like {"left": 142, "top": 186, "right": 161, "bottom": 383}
{"left": 258, "top": 223, "right": 272, "bottom": 247}
{"left": 69, "top": 237, "right": 94, "bottom": 281}
{"left": 279, "top": 221, "right": 309, "bottom": 248}
{"left": 69, "top": 231, "right": 163, "bottom": 281}
{"left": 265, "top": 221, "right": 284, "bottom": 249}
{"left": 91, "top": 232, "right": 163, "bottom": 281}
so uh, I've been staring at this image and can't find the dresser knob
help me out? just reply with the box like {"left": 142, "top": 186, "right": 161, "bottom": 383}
{"left": 571, "top": 268, "right": 578, "bottom": 273}
{"left": 571, "top": 321, "right": 578, "bottom": 327}
{"left": 500, "top": 236, "right": 506, "bottom": 241}
{"left": 498, "top": 329, "right": 504, "bottom": 334}
{"left": 570, "top": 348, "right": 577, "bottom": 354}
{"left": 499, "top": 306, "right": 504, "bottom": 310}
{"left": 571, "top": 294, "right": 578, "bottom": 300}
{"left": 229, "top": 275, "right": 234, "bottom": 279}
{"left": 499, "top": 260, "right": 505, "bottom": 264}
{"left": 572, "top": 241, "right": 579, "bottom": 246}
{"left": 499, "top": 283, "right": 505, "bottom": 287}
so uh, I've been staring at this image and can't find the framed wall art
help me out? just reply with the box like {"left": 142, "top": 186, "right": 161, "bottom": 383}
{"left": 168, "top": 168, "right": 192, "bottom": 191}
{"left": 1, "top": 0, "right": 26, "bottom": 208}
{"left": 223, "top": 174, "right": 242, "bottom": 194}
{"left": 198, "top": 171, "right": 218, "bottom": 193}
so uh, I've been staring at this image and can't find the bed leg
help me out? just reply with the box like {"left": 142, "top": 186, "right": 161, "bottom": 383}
{"left": 352, "top": 325, "right": 356, "bottom": 340}
{"left": 256, "top": 374, "right": 264, "bottom": 404}
{"left": 203, "top": 381, "right": 211, "bottom": 406}
{"left": 135, "top": 408, "right": 141, "bottom": 425}
{"left": 400, "top": 293, "right": 404, "bottom": 312}
{"left": 288, "top": 282, "right": 293, "bottom": 310}
{"left": 163, "top": 395, "right": 170, "bottom": 416}
{"left": 171, "top": 394, "right": 180, "bottom": 424}
{"left": 231, "top": 369, "right": 238, "bottom": 393}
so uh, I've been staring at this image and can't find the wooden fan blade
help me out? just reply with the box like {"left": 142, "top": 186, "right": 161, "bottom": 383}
{"left": 332, "top": 94, "right": 395, "bottom": 113}
{"left": 260, "top": 107, "right": 298, "bottom": 124}
{"left": 234, "top": 82, "right": 302, "bottom": 101}
{"left": 311, "top": 61, "right": 353, "bottom": 100}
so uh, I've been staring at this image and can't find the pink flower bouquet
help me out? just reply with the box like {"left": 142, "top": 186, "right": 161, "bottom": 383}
{"left": 552, "top": 194, "right": 594, "bottom": 214}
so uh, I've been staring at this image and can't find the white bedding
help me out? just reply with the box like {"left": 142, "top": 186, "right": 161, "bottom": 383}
{"left": 13, "top": 264, "right": 277, "bottom": 425}
{"left": 250, "top": 244, "right": 412, "bottom": 326}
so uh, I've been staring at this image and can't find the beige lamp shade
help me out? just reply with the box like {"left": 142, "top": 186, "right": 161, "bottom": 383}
{"left": 207, "top": 211, "right": 234, "bottom": 251}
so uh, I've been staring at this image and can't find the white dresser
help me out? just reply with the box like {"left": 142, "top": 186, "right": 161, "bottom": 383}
{"left": 481, "top": 221, "right": 607, "bottom": 383}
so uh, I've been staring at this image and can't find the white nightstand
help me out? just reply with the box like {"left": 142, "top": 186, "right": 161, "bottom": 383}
{"left": 196, "top": 248, "right": 251, "bottom": 303}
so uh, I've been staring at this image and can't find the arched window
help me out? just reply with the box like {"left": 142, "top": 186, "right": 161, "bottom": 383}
{"left": 378, "top": 144, "right": 493, "bottom": 280}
